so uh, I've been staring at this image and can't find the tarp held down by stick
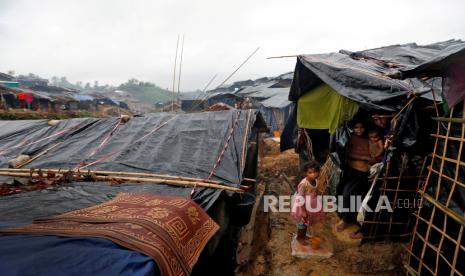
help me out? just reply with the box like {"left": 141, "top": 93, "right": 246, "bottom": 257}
{"left": 288, "top": 39, "right": 465, "bottom": 110}
{"left": 0, "top": 110, "right": 266, "bottom": 226}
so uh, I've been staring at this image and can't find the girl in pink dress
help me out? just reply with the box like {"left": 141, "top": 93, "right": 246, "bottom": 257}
{"left": 291, "top": 161, "right": 325, "bottom": 245}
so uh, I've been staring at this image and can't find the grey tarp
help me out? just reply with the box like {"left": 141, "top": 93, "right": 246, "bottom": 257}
{"left": 0, "top": 110, "right": 266, "bottom": 226}
{"left": 236, "top": 83, "right": 292, "bottom": 132}
{"left": 258, "top": 92, "right": 292, "bottom": 132}
{"left": 288, "top": 40, "right": 465, "bottom": 111}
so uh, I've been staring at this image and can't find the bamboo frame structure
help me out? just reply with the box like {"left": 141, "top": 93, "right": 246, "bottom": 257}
{"left": 0, "top": 170, "right": 244, "bottom": 193}
{"left": 0, "top": 168, "right": 227, "bottom": 185}
{"left": 406, "top": 104, "right": 465, "bottom": 275}
{"left": 362, "top": 155, "right": 426, "bottom": 241}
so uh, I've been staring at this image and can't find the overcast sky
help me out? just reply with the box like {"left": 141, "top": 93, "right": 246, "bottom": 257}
{"left": 1, "top": 0, "right": 464, "bottom": 91}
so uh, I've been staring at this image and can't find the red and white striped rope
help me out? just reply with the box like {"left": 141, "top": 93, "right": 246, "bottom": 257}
{"left": 88, "top": 119, "right": 122, "bottom": 158}
{"left": 74, "top": 115, "right": 177, "bottom": 171}
{"left": 73, "top": 119, "right": 123, "bottom": 171}
{"left": 0, "top": 123, "right": 82, "bottom": 156}
{"left": 191, "top": 110, "right": 242, "bottom": 197}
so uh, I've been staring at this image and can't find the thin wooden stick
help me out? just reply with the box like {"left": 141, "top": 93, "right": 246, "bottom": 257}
{"left": 379, "top": 188, "right": 418, "bottom": 192}
{"left": 216, "top": 47, "right": 260, "bottom": 90}
{"left": 430, "top": 133, "right": 465, "bottom": 142}
{"left": 267, "top": 55, "right": 299, "bottom": 59}
{"left": 0, "top": 168, "right": 226, "bottom": 185}
{"left": 0, "top": 171, "right": 244, "bottom": 193}
{"left": 432, "top": 117, "right": 465, "bottom": 123}
{"left": 404, "top": 263, "right": 420, "bottom": 276}
{"left": 240, "top": 109, "right": 252, "bottom": 172}
{"left": 15, "top": 143, "right": 62, "bottom": 168}
{"left": 420, "top": 192, "right": 465, "bottom": 226}
{"left": 359, "top": 221, "right": 408, "bottom": 225}
{"left": 189, "top": 47, "right": 260, "bottom": 111}
{"left": 451, "top": 225, "right": 464, "bottom": 276}
{"left": 177, "top": 34, "right": 185, "bottom": 109}
{"left": 188, "top": 74, "right": 218, "bottom": 112}
{"left": 172, "top": 35, "right": 180, "bottom": 112}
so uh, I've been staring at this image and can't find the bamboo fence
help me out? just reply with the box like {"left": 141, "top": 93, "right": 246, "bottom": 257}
{"left": 406, "top": 105, "right": 465, "bottom": 275}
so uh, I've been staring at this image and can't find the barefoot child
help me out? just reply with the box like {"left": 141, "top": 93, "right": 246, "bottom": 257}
{"left": 291, "top": 161, "right": 325, "bottom": 245}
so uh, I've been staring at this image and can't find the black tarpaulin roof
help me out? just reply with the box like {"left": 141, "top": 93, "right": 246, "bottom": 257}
{"left": 0, "top": 110, "right": 266, "bottom": 226}
{"left": 289, "top": 39, "right": 465, "bottom": 111}
{"left": 400, "top": 42, "right": 465, "bottom": 78}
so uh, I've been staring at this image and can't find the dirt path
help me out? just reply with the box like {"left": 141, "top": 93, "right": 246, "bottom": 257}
{"left": 237, "top": 138, "right": 406, "bottom": 276}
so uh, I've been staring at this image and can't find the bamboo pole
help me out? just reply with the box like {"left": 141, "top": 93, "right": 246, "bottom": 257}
{"left": 379, "top": 175, "right": 422, "bottom": 180}
{"left": 177, "top": 34, "right": 184, "bottom": 109}
{"left": 267, "top": 55, "right": 299, "bottom": 59}
{"left": 379, "top": 188, "right": 418, "bottom": 192}
{"left": 430, "top": 133, "right": 465, "bottom": 142}
{"left": 188, "top": 74, "right": 218, "bottom": 112}
{"left": 15, "top": 142, "right": 62, "bottom": 169}
{"left": 0, "top": 171, "right": 244, "bottom": 193}
{"left": 432, "top": 117, "right": 465, "bottom": 123}
{"left": 171, "top": 35, "right": 180, "bottom": 112}
{"left": 240, "top": 109, "right": 252, "bottom": 173}
{"left": 0, "top": 168, "right": 229, "bottom": 185}
{"left": 404, "top": 264, "right": 419, "bottom": 276}
{"left": 189, "top": 47, "right": 260, "bottom": 112}
{"left": 420, "top": 192, "right": 465, "bottom": 226}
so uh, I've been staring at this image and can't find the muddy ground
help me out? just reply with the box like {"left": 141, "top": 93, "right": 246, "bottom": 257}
{"left": 236, "top": 138, "right": 406, "bottom": 276}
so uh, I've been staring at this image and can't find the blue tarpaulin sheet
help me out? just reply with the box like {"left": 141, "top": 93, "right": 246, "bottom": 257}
{"left": 0, "top": 234, "right": 159, "bottom": 276}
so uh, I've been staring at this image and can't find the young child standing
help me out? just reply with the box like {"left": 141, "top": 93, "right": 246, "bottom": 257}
{"left": 291, "top": 161, "right": 325, "bottom": 245}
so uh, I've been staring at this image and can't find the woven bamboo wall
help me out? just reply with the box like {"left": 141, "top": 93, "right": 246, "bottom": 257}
{"left": 406, "top": 105, "right": 465, "bottom": 275}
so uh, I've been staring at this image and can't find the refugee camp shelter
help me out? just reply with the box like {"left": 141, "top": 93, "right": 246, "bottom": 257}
{"left": 281, "top": 39, "right": 465, "bottom": 248}
{"left": 181, "top": 92, "right": 242, "bottom": 112}
{"left": 179, "top": 91, "right": 203, "bottom": 111}
{"left": 0, "top": 72, "right": 15, "bottom": 82}
{"left": 15, "top": 75, "right": 48, "bottom": 87}
{"left": 0, "top": 110, "right": 266, "bottom": 275}
{"left": 236, "top": 82, "right": 292, "bottom": 134}
{"left": 0, "top": 84, "right": 56, "bottom": 111}
{"left": 184, "top": 73, "right": 293, "bottom": 134}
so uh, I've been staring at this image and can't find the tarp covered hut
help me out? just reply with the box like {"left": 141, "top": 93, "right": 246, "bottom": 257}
{"left": 0, "top": 110, "right": 266, "bottom": 275}
{"left": 281, "top": 39, "right": 465, "bottom": 246}
{"left": 0, "top": 84, "right": 57, "bottom": 111}
{"left": 235, "top": 78, "right": 292, "bottom": 134}
{"left": 182, "top": 92, "right": 242, "bottom": 112}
